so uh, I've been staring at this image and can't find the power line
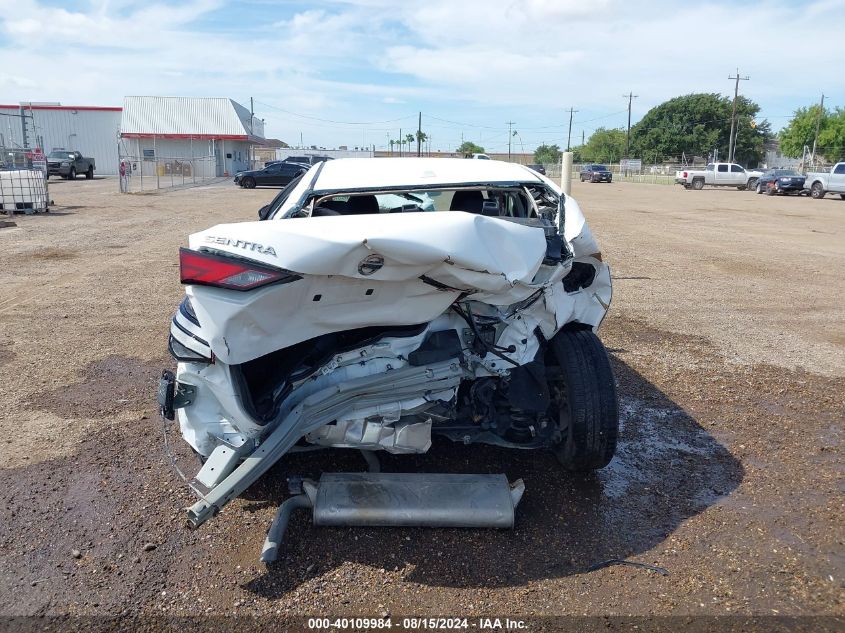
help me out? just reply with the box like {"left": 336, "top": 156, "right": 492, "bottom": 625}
{"left": 566, "top": 107, "right": 578, "bottom": 151}
{"left": 623, "top": 92, "right": 638, "bottom": 158}
{"left": 506, "top": 121, "right": 516, "bottom": 161}
{"left": 811, "top": 93, "right": 825, "bottom": 163}
{"left": 727, "top": 69, "right": 750, "bottom": 162}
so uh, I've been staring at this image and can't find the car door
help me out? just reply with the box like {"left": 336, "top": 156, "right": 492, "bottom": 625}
{"left": 830, "top": 163, "right": 845, "bottom": 193}
{"left": 278, "top": 163, "right": 305, "bottom": 185}
{"left": 730, "top": 164, "right": 746, "bottom": 186}
{"left": 715, "top": 163, "right": 729, "bottom": 184}
{"left": 260, "top": 163, "right": 284, "bottom": 185}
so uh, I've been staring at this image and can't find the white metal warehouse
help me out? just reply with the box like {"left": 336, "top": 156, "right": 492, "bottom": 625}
{"left": 0, "top": 103, "right": 122, "bottom": 174}
{"left": 119, "top": 96, "right": 265, "bottom": 178}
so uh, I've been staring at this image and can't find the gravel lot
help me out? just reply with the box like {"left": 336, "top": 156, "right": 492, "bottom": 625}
{"left": 0, "top": 176, "right": 842, "bottom": 626}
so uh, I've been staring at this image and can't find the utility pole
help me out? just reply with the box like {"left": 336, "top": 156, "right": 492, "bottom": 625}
{"left": 566, "top": 107, "right": 578, "bottom": 151}
{"left": 507, "top": 121, "right": 515, "bottom": 161}
{"left": 811, "top": 93, "right": 825, "bottom": 165}
{"left": 727, "top": 69, "right": 750, "bottom": 163}
{"left": 399, "top": 128, "right": 402, "bottom": 157}
{"left": 417, "top": 112, "right": 422, "bottom": 157}
{"left": 623, "top": 92, "right": 638, "bottom": 158}
{"left": 582, "top": 130, "right": 585, "bottom": 146}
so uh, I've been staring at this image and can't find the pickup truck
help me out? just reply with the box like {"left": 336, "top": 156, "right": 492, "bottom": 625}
{"left": 804, "top": 162, "right": 845, "bottom": 200}
{"left": 675, "top": 162, "right": 762, "bottom": 191}
{"left": 46, "top": 150, "right": 95, "bottom": 180}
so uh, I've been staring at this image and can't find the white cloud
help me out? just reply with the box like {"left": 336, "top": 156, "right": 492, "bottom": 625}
{"left": 0, "top": 0, "right": 842, "bottom": 149}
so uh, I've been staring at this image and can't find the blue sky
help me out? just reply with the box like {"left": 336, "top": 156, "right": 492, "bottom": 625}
{"left": 0, "top": 0, "right": 842, "bottom": 152}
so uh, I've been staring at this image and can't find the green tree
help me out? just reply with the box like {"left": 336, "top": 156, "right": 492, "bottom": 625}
{"left": 456, "top": 141, "right": 485, "bottom": 154}
{"left": 780, "top": 105, "right": 845, "bottom": 162}
{"left": 533, "top": 143, "right": 561, "bottom": 165}
{"left": 414, "top": 130, "right": 428, "bottom": 155}
{"left": 582, "top": 128, "right": 626, "bottom": 163}
{"left": 817, "top": 108, "right": 845, "bottom": 161}
{"left": 630, "top": 93, "right": 769, "bottom": 166}
{"left": 779, "top": 104, "right": 825, "bottom": 158}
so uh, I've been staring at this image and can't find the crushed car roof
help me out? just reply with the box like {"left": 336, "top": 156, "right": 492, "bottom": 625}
{"left": 307, "top": 157, "right": 545, "bottom": 191}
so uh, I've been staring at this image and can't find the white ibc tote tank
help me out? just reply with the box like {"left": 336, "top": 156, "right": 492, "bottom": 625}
{"left": 0, "top": 169, "right": 48, "bottom": 214}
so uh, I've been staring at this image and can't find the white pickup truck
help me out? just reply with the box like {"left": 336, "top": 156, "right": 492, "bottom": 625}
{"left": 675, "top": 162, "right": 763, "bottom": 191}
{"left": 804, "top": 162, "right": 845, "bottom": 200}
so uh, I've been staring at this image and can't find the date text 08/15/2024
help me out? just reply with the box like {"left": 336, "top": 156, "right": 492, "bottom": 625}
{"left": 307, "top": 617, "right": 527, "bottom": 630}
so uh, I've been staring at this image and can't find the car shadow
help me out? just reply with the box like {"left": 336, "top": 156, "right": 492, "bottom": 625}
{"left": 243, "top": 354, "right": 744, "bottom": 596}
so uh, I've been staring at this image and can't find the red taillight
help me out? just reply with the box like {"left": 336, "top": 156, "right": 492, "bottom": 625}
{"left": 683, "top": 171, "right": 688, "bottom": 178}
{"left": 179, "top": 248, "right": 298, "bottom": 291}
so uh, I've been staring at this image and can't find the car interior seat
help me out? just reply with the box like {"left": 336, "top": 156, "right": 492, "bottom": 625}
{"left": 449, "top": 190, "right": 485, "bottom": 214}
{"left": 346, "top": 195, "right": 380, "bottom": 215}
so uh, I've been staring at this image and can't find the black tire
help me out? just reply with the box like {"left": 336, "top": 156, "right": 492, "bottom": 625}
{"left": 840, "top": 194, "right": 845, "bottom": 200}
{"left": 242, "top": 176, "right": 256, "bottom": 189}
{"left": 756, "top": 181, "right": 763, "bottom": 194}
{"left": 548, "top": 328, "right": 619, "bottom": 471}
{"left": 85, "top": 166, "right": 94, "bottom": 179}
{"left": 747, "top": 178, "right": 758, "bottom": 192}
{"left": 737, "top": 185, "right": 745, "bottom": 191}
{"left": 68, "top": 167, "right": 76, "bottom": 180}
{"left": 691, "top": 178, "right": 704, "bottom": 190}
{"left": 810, "top": 182, "right": 825, "bottom": 199}
{"left": 766, "top": 184, "right": 775, "bottom": 196}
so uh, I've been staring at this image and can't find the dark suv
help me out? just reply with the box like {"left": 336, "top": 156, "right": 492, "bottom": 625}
{"left": 580, "top": 164, "right": 612, "bottom": 183}
{"left": 265, "top": 155, "right": 332, "bottom": 168}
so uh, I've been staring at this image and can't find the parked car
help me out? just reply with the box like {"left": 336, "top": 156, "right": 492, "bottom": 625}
{"left": 234, "top": 162, "right": 307, "bottom": 188}
{"left": 266, "top": 155, "right": 333, "bottom": 168}
{"left": 46, "top": 150, "right": 95, "bottom": 180}
{"left": 755, "top": 169, "right": 806, "bottom": 195}
{"left": 160, "top": 158, "right": 616, "bottom": 561}
{"left": 580, "top": 164, "right": 612, "bottom": 183}
{"left": 527, "top": 164, "right": 546, "bottom": 175}
{"left": 803, "top": 162, "right": 845, "bottom": 200}
{"left": 674, "top": 162, "right": 762, "bottom": 190}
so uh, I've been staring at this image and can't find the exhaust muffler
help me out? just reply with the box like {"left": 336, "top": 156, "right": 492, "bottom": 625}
{"left": 260, "top": 472, "right": 525, "bottom": 563}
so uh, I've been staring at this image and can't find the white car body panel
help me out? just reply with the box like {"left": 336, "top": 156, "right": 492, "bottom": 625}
{"left": 169, "top": 158, "right": 612, "bottom": 487}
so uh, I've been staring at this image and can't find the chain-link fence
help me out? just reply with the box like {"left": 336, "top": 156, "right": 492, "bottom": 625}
{"left": 542, "top": 162, "right": 689, "bottom": 185}
{"left": 116, "top": 150, "right": 219, "bottom": 193}
{"left": 1, "top": 147, "right": 49, "bottom": 215}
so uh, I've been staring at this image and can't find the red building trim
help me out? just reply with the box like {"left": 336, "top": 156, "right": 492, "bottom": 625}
{"left": 0, "top": 104, "right": 122, "bottom": 111}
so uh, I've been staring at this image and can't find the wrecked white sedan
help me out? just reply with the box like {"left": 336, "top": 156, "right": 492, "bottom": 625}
{"left": 159, "top": 158, "right": 617, "bottom": 561}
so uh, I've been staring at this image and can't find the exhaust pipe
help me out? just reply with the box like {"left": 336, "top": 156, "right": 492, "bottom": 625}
{"left": 260, "top": 472, "right": 525, "bottom": 563}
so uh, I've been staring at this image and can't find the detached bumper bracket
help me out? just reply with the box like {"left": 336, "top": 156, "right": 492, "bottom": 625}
{"left": 158, "top": 370, "right": 196, "bottom": 420}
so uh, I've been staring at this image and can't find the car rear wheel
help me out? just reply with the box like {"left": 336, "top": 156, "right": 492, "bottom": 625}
{"left": 547, "top": 328, "right": 619, "bottom": 471}
{"left": 756, "top": 182, "right": 763, "bottom": 194}
{"left": 692, "top": 178, "right": 704, "bottom": 190}
{"left": 86, "top": 166, "right": 94, "bottom": 179}
{"left": 68, "top": 168, "right": 76, "bottom": 180}
{"left": 242, "top": 176, "right": 256, "bottom": 189}
{"left": 747, "top": 178, "right": 758, "bottom": 191}
{"left": 766, "top": 184, "right": 776, "bottom": 196}
{"left": 810, "top": 182, "right": 825, "bottom": 199}
{"left": 840, "top": 194, "right": 845, "bottom": 200}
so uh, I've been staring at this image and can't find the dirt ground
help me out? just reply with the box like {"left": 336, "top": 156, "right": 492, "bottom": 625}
{"left": 0, "top": 175, "right": 842, "bottom": 627}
